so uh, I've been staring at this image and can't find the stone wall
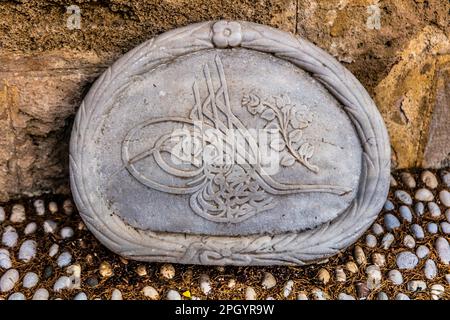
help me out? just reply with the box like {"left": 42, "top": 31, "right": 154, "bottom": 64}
{"left": 0, "top": 0, "right": 449, "bottom": 202}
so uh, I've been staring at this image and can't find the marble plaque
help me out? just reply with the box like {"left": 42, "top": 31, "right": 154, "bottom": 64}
{"left": 70, "top": 21, "right": 390, "bottom": 265}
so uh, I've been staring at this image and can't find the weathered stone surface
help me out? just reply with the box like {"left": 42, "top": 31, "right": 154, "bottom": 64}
{"left": 0, "top": 51, "right": 110, "bottom": 202}
{"left": 374, "top": 26, "right": 450, "bottom": 169}
{"left": 421, "top": 60, "right": 450, "bottom": 168}
{"left": 70, "top": 21, "right": 390, "bottom": 265}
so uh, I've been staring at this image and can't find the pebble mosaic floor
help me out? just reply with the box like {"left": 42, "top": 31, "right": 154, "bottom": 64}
{"left": 0, "top": 169, "right": 449, "bottom": 300}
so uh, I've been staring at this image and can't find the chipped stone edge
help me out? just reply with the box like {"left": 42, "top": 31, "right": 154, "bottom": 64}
{"left": 69, "top": 20, "right": 391, "bottom": 266}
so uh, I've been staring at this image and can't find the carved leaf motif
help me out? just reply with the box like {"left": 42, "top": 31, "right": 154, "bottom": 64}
{"left": 288, "top": 129, "right": 303, "bottom": 143}
{"left": 261, "top": 108, "right": 276, "bottom": 121}
{"left": 298, "top": 143, "right": 314, "bottom": 160}
{"left": 270, "top": 138, "right": 286, "bottom": 152}
{"left": 275, "top": 95, "right": 291, "bottom": 109}
{"left": 264, "top": 121, "right": 280, "bottom": 131}
{"left": 280, "top": 153, "right": 296, "bottom": 167}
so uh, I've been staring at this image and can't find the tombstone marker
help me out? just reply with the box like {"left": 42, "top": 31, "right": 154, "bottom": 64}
{"left": 70, "top": 21, "right": 390, "bottom": 265}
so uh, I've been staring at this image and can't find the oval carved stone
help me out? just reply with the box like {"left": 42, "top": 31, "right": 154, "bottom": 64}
{"left": 70, "top": 21, "right": 390, "bottom": 265}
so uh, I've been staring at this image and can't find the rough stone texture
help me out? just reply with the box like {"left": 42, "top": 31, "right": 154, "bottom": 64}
{"left": 374, "top": 26, "right": 450, "bottom": 169}
{"left": 0, "top": 0, "right": 449, "bottom": 201}
{"left": 0, "top": 51, "right": 110, "bottom": 202}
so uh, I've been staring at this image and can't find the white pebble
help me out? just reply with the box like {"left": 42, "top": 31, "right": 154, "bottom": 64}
{"left": 53, "top": 276, "right": 71, "bottom": 292}
{"left": 43, "top": 220, "right": 58, "bottom": 233}
{"left": 435, "top": 237, "right": 450, "bottom": 264}
{"left": 245, "top": 287, "right": 257, "bottom": 300}
{"left": 441, "top": 222, "right": 450, "bottom": 234}
{"left": 32, "top": 288, "right": 49, "bottom": 300}
{"left": 0, "top": 269, "right": 19, "bottom": 292}
{"left": 282, "top": 280, "right": 294, "bottom": 298}
{"left": 381, "top": 233, "right": 395, "bottom": 250}
{"left": 395, "top": 293, "right": 410, "bottom": 300}
{"left": 199, "top": 274, "right": 212, "bottom": 295}
{"left": 48, "top": 202, "right": 58, "bottom": 214}
{"left": 400, "top": 172, "right": 416, "bottom": 188}
{"left": 372, "top": 253, "right": 386, "bottom": 267}
{"left": 384, "top": 214, "right": 400, "bottom": 231}
{"left": 60, "top": 227, "right": 74, "bottom": 239}
{"left": 311, "top": 288, "right": 327, "bottom": 300}
{"left": 407, "top": 280, "right": 426, "bottom": 292}
{"left": 57, "top": 251, "right": 72, "bottom": 268}
{"left": 338, "top": 293, "right": 355, "bottom": 300}
{"left": 396, "top": 251, "right": 418, "bottom": 269}
{"left": 261, "top": 272, "right": 276, "bottom": 289}
{"left": 365, "top": 234, "right": 377, "bottom": 248}
{"left": 377, "top": 292, "right": 389, "bottom": 300}
{"left": 166, "top": 289, "right": 181, "bottom": 300}
{"left": 33, "top": 199, "right": 45, "bottom": 216}
{"left": 414, "top": 202, "right": 425, "bottom": 215}
{"left": 411, "top": 224, "right": 424, "bottom": 239}
{"left": 10, "top": 204, "right": 26, "bottom": 223}
{"left": 336, "top": 267, "right": 346, "bottom": 282}
{"left": 67, "top": 264, "right": 81, "bottom": 289}
{"left": 24, "top": 222, "right": 37, "bottom": 235}
{"left": 416, "top": 245, "right": 430, "bottom": 259}
{"left": 297, "top": 292, "right": 308, "bottom": 300}
{"left": 18, "top": 240, "right": 37, "bottom": 262}
{"left": 424, "top": 259, "right": 437, "bottom": 280}
{"left": 439, "top": 190, "right": 450, "bottom": 207}
{"left": 49, "top": 244, "right": 59, "bottom": 257}
{"left": 111, "top": 289, "right": 123, "bottom": 300}
{"left": 446, "top": 209, "right": 450, "bottom": 223}
{"left": 366, "top": 265, "right": 381, "bottom": 290}
{"left": 0, "top": 249, "right": 12, "bottom": 269}
{"left": 0, "top": 206, "right": 5, "bottom": 222}
{"left": 383, "top": 200, "right": 394, "bottom": 211}
{"left": 431, "top": 284, "right": 445, "bottom": 300}
{"left": 2, "top": 226, "right": 18, "bottom": 248}
{"left": 23, "top": 272, "right": 39, "bottom": 288}
{"left": 445, "top": 274, "right": 450, "bottom": 284}
{"left": 390, "top": 175, "right": 398, "bottom": 187}
{"left": 160, "top": 264, "right": 175, "bottom": 279}
{"left": 399, "top": 206, "right": 413, "bottom": 222}
{"left": 421, "top": 171, "right": 438, "bottom": 189}
{"left": 142, "top": 286, "right": 159, "bottom": 299}
{"left": 415, "top": 188, "right": 434, "bottom": 202}
{"left": 354, "top": 246, "right": 366, "bottom": 265}
{"left": 395, "top": 190, "right": 412, "bottom": 205}
{"left": 371, "top": 223, "right": 384, "bottom": 235}
{"left": 427, "top": 222, "right": 438, "bottom": 234}
{"left": 63, "top": 199, "right": 74, "bottom": 215}
{"left": 74, "top": 292, "right": 88, "bottom": 300}
{"left": 388, "top": 270, "right": 403, "bottom": 285}
{"left": 403, "top": 235, "right": 415, "bottom": 249}
{"left": 8, "top": 292, "right": 26, "bottom": 300}
{"left": 442, "top": 171, "right": 450, "bottom": 188}
{"left": 428, "top": 202, "right": 441, "bottom": 217}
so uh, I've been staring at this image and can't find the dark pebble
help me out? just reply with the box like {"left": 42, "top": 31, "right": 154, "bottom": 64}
{"left": 43, "top": 265, "right": 53, "bottom": 279}
{"left": 86, "top": 277, "right": 99, "bottom": 287}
